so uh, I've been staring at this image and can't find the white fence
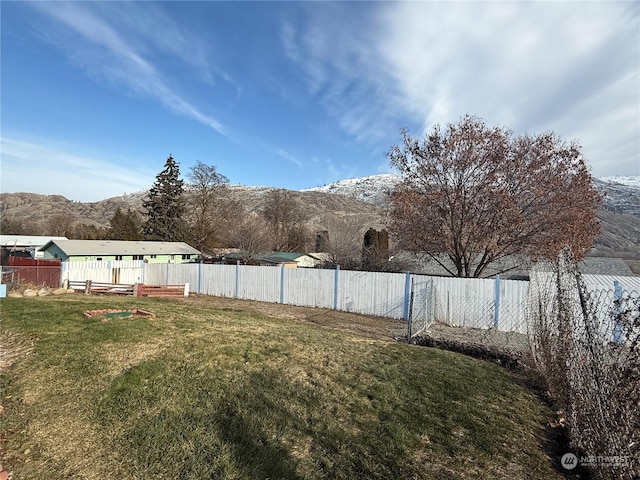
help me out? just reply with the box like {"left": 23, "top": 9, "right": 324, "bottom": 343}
{"left": 528, "top": 270, "right": 640, "bottom": 344}
{"left": 61, "top": 260, "right": 146, "bottom": 285}
{"left": 407, "top": 274, "right": 529, "bottom": 335}
{"left": 61, "top": 261, "right": 530, "bottom": 334}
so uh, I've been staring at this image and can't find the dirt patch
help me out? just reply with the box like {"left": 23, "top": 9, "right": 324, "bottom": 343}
{"left": 410, "top": 323, "right": 534, "bottom": 371}
{"left": 184, "top": 295, "right": 408, "bottom": 341}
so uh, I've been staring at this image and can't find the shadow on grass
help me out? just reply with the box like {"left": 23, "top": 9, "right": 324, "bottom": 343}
{"left": 216, "top": 385, "right": 302, "bottom": 480}
{"left": 99, "top": 363, "right": 309, "bottom": 479}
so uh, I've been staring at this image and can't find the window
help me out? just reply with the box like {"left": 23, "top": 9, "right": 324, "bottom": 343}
{"left": 182, "top": 254, "right": 192, "bottom": 260}
{"left": 96, "top": 257, "right": 103, "bottom": 261}
{"left": 150, "top": 254, "right": 157, "bottom": 259}
{"left": 115, "top": 255, "right": 123, "bottom": 261}
{"left": 133, "top": 255, "right": 144, "bottom": 260}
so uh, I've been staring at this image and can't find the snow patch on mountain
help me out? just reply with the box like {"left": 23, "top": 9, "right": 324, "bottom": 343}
{"left": 594, "top": 178, "right": 640, "bottom": 216}
{"left": 301, "top": 174, "right": 401, "bottom": 205}
{"left": 302, "top": 174, "right": 640, "bottom": 217}
{"left": 600, "top": 176, "right": 640, "bottom": 189}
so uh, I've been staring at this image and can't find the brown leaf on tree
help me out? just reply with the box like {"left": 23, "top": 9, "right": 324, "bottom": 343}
{"left": 388, "top": 115, "right": 601, "bottom": 277}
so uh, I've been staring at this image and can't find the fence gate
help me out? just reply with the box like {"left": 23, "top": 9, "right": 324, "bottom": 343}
{"left": 408, "top": 276, "right": 435, "bottom": 338}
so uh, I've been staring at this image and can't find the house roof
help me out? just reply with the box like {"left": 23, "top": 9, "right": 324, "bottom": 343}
{"left": 223, "top": 253, "right": 297, "bottom": 265}
{"left": 39, "top": 240, "right": 200, "bottom": 256}
{"left": 266, "top": 252, "right": 308, "bottom": 261}
{"left": 0, "top": 235, "right": 68, "bottom": 248}
{"left": 393, "top": 252, "right": 637, "bottom": 278}
{"left": 258, "top": 255, "right": 299, "bottom": 265}
{"left": 578, "top": 257, "right": 635, "bottom": 276}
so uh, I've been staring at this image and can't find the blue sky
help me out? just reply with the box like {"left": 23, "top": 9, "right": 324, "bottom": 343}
{"left": 1, "top": 1, "right": 638, "bottom": 202}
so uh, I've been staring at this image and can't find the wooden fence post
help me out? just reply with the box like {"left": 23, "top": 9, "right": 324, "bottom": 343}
{"left": 84, "top": 280, "right": 92, "bottom": 295}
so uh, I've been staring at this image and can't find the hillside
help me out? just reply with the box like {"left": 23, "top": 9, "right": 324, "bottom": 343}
{"left": 305, "top": 174, "right": 640, "bottom": 272}
{"left": 0, "top": 187, "right": 385, "bottom": 238}
{"left": 1, "top": 175, "right": 638, "bottom": 272}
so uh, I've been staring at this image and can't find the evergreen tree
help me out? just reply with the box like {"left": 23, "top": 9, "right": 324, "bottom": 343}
{"left": 143, "top": 155, "right": 186, "bottom": 241}
{"left": 108, "top": 207, "right": 143, "bottom": 240}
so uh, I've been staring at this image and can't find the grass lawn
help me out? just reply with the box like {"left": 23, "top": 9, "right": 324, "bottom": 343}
{"left": 1, "top": 295, "right": 565, "bottom": 479}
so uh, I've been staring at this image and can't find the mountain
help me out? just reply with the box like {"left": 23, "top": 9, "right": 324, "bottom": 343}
{"left": 594, "top": 178, "right": 640, "bottom": 216}
{"left": 304, "top": 174, "right": 640, "bottom": 273}
{"left": 0, "top": 186, "right": 385, "bottom": 238}
{"left": 305, "top": 174, "right": 640, "bottom": 217}
{"left": 301, "top": 174, "right": 401, "bottom": 205}
{"left": 600, "top": 176, "right": 640, "bottom": 189}
{"left": 1, "top": 174, "right": 638, "bottom": 272}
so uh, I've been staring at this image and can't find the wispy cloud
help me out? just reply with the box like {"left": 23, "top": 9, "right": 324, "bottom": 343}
{"left": 0, "top": 136, "right": 153, "bottom": 202}
{"left": 285, "top": 2, "right": 639, "bottom": 176}
{"left": 276, "top": 148, "right": 305, "bottom": 168}
{"left": 30, "top": 2, "right": 228, "bottom": 136}
{"left": 308, "top": 157, "right": 357, "bottom": 187}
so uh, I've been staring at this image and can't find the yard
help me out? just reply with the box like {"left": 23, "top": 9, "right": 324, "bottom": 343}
{"left": 1, "top": 294, "right": 568, "bottom": 479}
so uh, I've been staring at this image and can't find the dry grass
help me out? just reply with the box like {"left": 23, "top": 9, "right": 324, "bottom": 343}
{"left": 1, "top": 294, "right": 568, "bottom": 479}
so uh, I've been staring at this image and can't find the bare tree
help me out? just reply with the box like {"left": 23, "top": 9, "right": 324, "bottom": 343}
{"left": 226, "top": 212, "right": 271, "bottom": 264}
{"left": 185, "top": 160, "right": 229, "bottom": 252}
{"left": 261, "top": 189, "right": 308, "bottom": 251}
{"left": 1, "top": 215, "right": 42, "bottom": 235}
{"left": 46, "top": 213, "right": 76, "bottom": 237}
{"left": 322, "top": 216, "right": 365, "bottom": 269}
{"left": 388, "top": 115, "right": 601, "bottom": 277}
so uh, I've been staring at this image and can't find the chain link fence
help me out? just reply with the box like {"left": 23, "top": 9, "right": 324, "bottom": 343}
{"left": 528, "top": 249, "right": 639, "bottom": 479}
{"left": 408, "top": 274, "right": 529, "bottom": 338}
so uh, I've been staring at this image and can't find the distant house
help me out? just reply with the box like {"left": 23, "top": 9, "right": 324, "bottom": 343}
{"left": 221, "top": 253, "right": 298, "bottom": 268}
{"left": 38, "top": 240, "right": 200, "bottom": 264}
{"left": 266, "top": 252, "right": 323, "bottom": 268}
{"left": 219, "top": 252, "right": 322, "bottom": 268}
{"left": 577, "top": 257, "right": 635, "bottom": 276}
{"left": 0, "top": 235, "right": 68, "bottom": 264}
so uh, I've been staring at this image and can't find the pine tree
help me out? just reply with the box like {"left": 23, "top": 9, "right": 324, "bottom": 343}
{"left": 143, "top": 155, "right": 186, "bottom": 242}
{"left": 108, "top": 207, "right": 143, "bottom": 240}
